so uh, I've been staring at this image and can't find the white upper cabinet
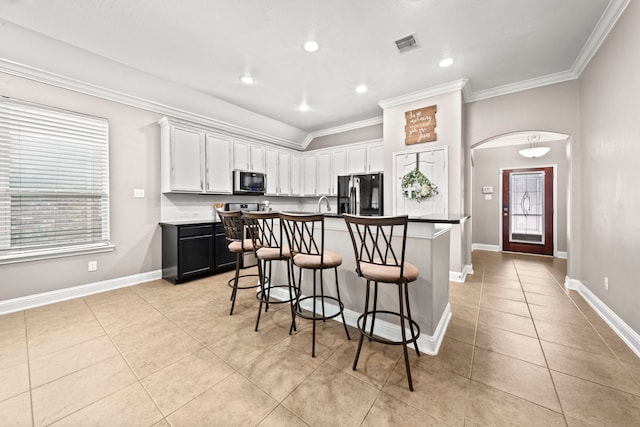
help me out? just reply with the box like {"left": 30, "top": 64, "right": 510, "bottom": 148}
{"left": 367, "top": 143, "right": 384, "bottom": 172}
{"left": 205, "top": 134, "right": 233, "bottom": 194}
{"left": 330, "top": 150, "right": 347, "bottom": 195}
{"left": 234, "top": 140, "right": 266, "bottom": 172}
{"left": 160, "top": 118, "right": 234, "bottom": 194}
{"left": 346, "top": 142, "right": 384, "bottom": 174}
{"left": 250, "top": 144, "right": 266, "bottom": 173}
{"left": 303, "top": 155, "right": 317, "bottom": 196}
{"left": 347, "top": 146, "right": 366, "bottom": 174}
{"left": 278, "top": 151, "right": 291, "bottom": 195}
{"left": 290, "top": 154, "right": 301, "bottom": 196}
{"left": 316, "top": 152, "right": 332, "bottom": 195}
{"left": 160, "top": 119, "right": 204, "bottom": 193}
{"left": 264, "top": 148, "right": 278, "bottom": 195}
{"left": 171, "top": 126, "right": 204, "bottom": 192}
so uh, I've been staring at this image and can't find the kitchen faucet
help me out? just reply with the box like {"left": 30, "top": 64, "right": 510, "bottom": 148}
{"left": 316, "top": 195, "right": 331, "bottom": 213}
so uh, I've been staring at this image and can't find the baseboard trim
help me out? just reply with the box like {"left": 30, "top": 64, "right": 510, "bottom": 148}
{"left": 450, "top": 264, "right": 474, "bottom": 283}
{"left": 268, "top": 288, "right": 450, "bottom": 355}
{"left": 472, "top": 244, "right": 500, "bottom": 252}
{"left": 556, "top": 251, "right": 568, "bottom": 259}
{"left": 565, "top": 276, "right": 640, "bottom": 358}
{"left": 0, "top": 270, "right": 163, "bottom": 315}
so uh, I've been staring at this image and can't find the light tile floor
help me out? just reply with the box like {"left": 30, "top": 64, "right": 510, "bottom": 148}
{"left": 1, "top": 251, "right": 639, "bottom": 426}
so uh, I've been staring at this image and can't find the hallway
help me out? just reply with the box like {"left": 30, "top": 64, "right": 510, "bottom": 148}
{"left": 449, "top": 250, "right": 640, "bottom": 425}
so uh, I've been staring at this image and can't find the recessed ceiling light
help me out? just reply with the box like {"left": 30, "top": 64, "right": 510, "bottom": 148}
{"left": 299, "top": 102, "right": 309, "bottom": 112}
{"left": 240, "top": 75, "right": 254, "bottom": 85}
{"left": 355, "top": 84, "right": 368, "bottom": 94}
{"left": 438, "top": 57, "right": 454, "bottom": 68}
{"left": 303, "top": 40, "right": 319, "bottom": 53}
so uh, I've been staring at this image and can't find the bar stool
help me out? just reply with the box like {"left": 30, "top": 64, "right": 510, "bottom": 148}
{"left": 279, "top": 212, "right": 351, "bottom": 357}
{"left": 343, "top": 214, "right": 420, "bottom": 391}
{"left": 216, "top": 209, "right": 260, "bottom": 315}
{"left": 242, "top": 211, "right": 297, "bottom": 332}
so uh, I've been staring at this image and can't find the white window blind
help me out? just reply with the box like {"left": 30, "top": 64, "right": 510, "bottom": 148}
{"left": 0, "top": 97, "right": 111, "bottom": 262}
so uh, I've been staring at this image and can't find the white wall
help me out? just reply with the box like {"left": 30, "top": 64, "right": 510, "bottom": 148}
{"left": 577, "top": 0, "right": 640, "bottom": 333}
{"left": 0, "top": 72, "right": 163, "bottom": 301}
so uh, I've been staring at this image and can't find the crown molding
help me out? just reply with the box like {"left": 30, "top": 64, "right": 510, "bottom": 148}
{"left": 0, "top": 59, "right": 304, "bottom": 150}
{"left": 570, "top": 0, "right": 631, "bottom": 76}
{"left": 464, "top": 0, "right": 629, "bottom": 103}
{"left": 464, "top": 70, "right": 578, "bottom": 103}
{"left": 378, "top": 79, "right": 469, "bottom": 109}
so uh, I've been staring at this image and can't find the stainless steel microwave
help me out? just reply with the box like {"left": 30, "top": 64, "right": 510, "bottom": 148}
{"left": 233, "top": 170, "right": 266, "bottom": 195}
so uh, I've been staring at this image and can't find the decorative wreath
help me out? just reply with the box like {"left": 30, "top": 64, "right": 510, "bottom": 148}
{"left": 401, "top": 168, "right": 439, "bottom": 202}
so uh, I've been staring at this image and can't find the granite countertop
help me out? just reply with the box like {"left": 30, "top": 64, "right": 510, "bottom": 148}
{"left": 322, "top": 212, "right": 470, "bottom": 224}
{"left": 159, "top": 213, "right": 470, "bottom": 226}
{"left": 159, "top": 219, "right": 219, "bottom": 226}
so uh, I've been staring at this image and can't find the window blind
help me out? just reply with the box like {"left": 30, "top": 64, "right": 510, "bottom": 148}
{"left": 0, "top": 97, "right": 110, "bottom": 261}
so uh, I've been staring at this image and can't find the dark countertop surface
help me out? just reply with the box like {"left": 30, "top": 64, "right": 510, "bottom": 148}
{"left": 160, "top": 213, "right": 470, "bottom": 226}
{"left": 323, "top": 212, "right": 470, "bottom": 224}
{"left": 159, "top": 219, "right": 219, "bottom": 226}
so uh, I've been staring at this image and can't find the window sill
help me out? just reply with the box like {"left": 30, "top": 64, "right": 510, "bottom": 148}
{"left": 0, "top": 243, "right": 116, "bottom": 265}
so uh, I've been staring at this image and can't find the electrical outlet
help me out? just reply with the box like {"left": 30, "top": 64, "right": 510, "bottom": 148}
{"left": 604, "top": 276, "right": 609, "bottom": 291}
{"left": 133, "top": 188, "right": 145, "bottom": 198}
{"left": 88, "top": 261, "right": 97, "bottom": 272}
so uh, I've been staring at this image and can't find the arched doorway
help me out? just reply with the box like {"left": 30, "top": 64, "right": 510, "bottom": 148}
{"left": 470, "top": 131, "right": 569, "bottom": 258}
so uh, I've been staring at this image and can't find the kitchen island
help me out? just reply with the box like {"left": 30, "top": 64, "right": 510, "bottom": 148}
{"left": 269, "top": 213, "right": 469, "bottom": 355}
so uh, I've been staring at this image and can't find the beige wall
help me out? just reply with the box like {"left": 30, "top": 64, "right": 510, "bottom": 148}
{"left": 306, "top": 124, "right": 383, "bottom": 150}
{"left": 464, "top": 81, "right": 579, "bottom": 272}
{"left": 382, "top": 90, "right": 470, "bottom": 273}
{"left": 471, "top": 141, "right": 568, "bottom": 253}
{"left": 577, "top": 0, "right": 640, "bottom": 332}
{"left": 0, "top": 72, "right": 163, "bottom": 301}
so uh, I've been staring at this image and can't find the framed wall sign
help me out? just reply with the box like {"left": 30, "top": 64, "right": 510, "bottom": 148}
{"left": 405, "top": 105, "right": 437, "bottom": 145}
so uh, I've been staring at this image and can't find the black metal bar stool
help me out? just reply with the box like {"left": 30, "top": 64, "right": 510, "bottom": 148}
{"left": 279, "top": 212, "right": 351, "bottom": 357}
{"left": 216, "top": 209, "right": 260, "bottom": 315}
{"left": 343, "top": 214, "right": 420, "bottom": 391}
{"left": 242, "top": 211, "right": 298, "bottom": 332}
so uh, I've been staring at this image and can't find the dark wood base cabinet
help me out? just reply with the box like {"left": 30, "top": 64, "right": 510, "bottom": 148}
{"left": 161, "top": 222, "right": 236, "bottom": 284}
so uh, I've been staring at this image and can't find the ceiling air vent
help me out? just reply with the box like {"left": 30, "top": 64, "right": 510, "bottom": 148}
{"left": 395, "top": 34, "right": 418, "bottom": 53}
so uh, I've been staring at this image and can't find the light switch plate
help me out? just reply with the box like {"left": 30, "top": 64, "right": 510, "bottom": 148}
{"left": 133, "top": 189, "right": 145, "bottom": 198}
{"left": 482, "top": 186, "right": 493, "bottom": 194}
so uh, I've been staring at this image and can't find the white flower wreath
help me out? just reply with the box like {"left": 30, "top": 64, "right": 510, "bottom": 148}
{"left": 401, "top": 168, "right": 439, "bottom": 202}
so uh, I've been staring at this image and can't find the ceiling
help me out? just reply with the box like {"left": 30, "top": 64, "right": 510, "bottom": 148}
{"left": 0, "top": 0, "right": 626, "bottom": 143}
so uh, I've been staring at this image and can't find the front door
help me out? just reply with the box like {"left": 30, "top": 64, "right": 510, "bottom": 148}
{"left": 502, "top": 167, "right": 553, "bottom": 255}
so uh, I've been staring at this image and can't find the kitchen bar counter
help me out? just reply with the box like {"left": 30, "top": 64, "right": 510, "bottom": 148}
{"left": 321, "top": 212, "right": 469, "bottom": 224}
{"left": 267, "top": 215, "right": 452, "bottom": 355}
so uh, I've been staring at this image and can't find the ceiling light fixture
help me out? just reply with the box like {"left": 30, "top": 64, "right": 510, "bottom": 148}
{"left": 303, "top": 40, "right": 319, "bottom": 53}
{"left": 240, "top": 75, "right": 254, "bottom": 85}
{"left": 355, "top": 84, "right": 368, "bottom": 94}
{"left": 299, "top": 102, "right": 309, "bottom": 112}
{"left": 438, "top": 57, "right": 454, "bottom": 68}
{"left": 519, "top": 134, "right": 551, "bottom": 158}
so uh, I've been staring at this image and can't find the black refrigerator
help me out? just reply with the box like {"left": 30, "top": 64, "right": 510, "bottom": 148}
{"left": 337, "top": 173, "right": 383, "bottom": 216}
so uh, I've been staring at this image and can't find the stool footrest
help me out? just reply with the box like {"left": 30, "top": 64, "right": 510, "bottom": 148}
{"left": 356, "top": 310, "right": 421, "bottom": 346}
{"left": 294, "top": 295, "right": 345, "bottom": 321}
{"left": 227, "top": 273, "right": 261, "bottom": 290}
{"left": 256, "top": 284, "right": 299, "bottom": 304}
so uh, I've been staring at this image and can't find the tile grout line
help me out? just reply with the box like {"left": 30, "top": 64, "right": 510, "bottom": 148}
{"left": 515, "top": 262, "right": 569, "bottom": 426}
{"left": 23, "top": 309, "right": 36, "bottom": 427}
